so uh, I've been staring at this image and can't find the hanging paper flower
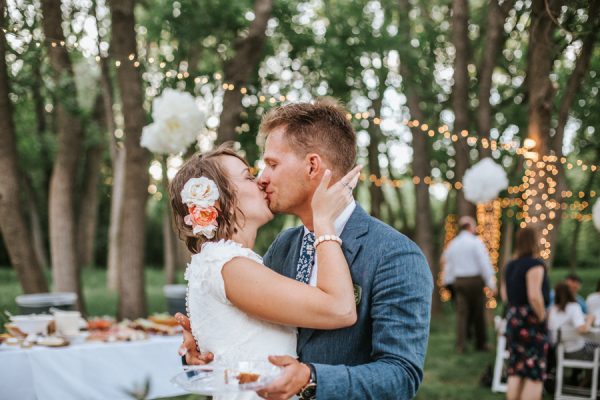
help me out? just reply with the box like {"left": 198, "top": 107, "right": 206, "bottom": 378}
{"left": 463, "top": 158, "right": 509, "bottom": 204}
{"left": 140, "top": 88, "right": 207, "bottom": 154}
{"left": 593, "top": 199, "right": 600, "bottom": 232}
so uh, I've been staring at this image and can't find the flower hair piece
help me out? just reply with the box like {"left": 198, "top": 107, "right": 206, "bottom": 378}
{"left": 180, "top": 177, "right": 220, "bottom": 239}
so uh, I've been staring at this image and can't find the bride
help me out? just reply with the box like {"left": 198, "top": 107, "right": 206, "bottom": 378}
{"left": 169, "top": 144, "right": 360, "bottom": 398}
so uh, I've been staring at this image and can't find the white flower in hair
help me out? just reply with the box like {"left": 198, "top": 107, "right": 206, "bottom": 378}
{"left": 193, "top": 223, "right": 217, "bottom": 239}
{"left": 181, "top": 177, "right": 220, "bottom": 208}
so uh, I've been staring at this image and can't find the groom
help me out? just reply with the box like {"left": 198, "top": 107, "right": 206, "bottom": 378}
{"left": 178, "top": 99, "right": 433, "bottom": 399}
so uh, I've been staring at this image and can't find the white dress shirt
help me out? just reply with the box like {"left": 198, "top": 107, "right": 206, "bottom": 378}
{"left": 442, "top": 230, "right": 496, "bottom": 290}
{"left": 302, "top": 200, "right": 356, "bottom": 287}
{"left": 548, "top": 302, "right": 586, "bottom": 352}
{"left": 587, "top": 293, "right": 600, "bottom": 324}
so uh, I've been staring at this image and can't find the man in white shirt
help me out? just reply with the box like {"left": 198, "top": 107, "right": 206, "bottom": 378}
{"left": 442, "top": 216, "right": 496, "bottom": 353}
{"left": 586, "top": 280, "right": 600, "bottom": 324}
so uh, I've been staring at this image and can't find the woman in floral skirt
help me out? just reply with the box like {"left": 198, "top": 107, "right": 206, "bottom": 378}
{"left": 503, "top": 227, "right": 550, "bottom": 400}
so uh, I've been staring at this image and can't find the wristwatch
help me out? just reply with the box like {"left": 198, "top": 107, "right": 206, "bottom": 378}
{"left": 298, "top": 363, "right": 317, "bottom": 400}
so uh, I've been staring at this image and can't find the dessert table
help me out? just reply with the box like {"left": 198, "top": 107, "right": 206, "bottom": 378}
{"left": 0, "top": 335, "right": 188, "bottom": 400}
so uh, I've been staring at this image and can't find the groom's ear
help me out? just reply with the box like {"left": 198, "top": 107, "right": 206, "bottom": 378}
{"left": 306, "top": 153, "right": 323, "bottom": 179}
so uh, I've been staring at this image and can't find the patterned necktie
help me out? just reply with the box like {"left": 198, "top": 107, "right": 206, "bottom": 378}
{"left": 295, "top": 232, "right": 316, "bottom": 284}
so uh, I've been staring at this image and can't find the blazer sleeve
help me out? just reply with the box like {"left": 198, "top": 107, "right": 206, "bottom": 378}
{"left": 312, "top": 244, "right": 433, "bottom": 400}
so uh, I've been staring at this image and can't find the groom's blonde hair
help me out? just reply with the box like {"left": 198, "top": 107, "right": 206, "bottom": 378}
{"left": 259, "top": 98, "right": 357, "bottom": 177}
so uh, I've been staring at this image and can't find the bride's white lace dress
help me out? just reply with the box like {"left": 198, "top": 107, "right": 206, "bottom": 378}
{"left": 185, "top": 239, "right": 298, "bottom": 399}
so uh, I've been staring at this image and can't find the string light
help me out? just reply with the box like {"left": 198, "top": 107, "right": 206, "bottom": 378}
{"left": 7, "top": 29, "right": 599, "bottom": 222}
{"left": 438, "top": 215, "right": 458, "bottom": 303}
{"left": 477, "top": 200, "right": 502, "bottom": 272}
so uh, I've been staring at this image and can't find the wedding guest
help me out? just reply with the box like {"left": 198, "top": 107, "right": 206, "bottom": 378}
{"left": 548, "top": 282, "right": 596, "bottom": 359}
{"left": 442, "top": 216, "right": 496, "bottom": 353}
{"left": 504, "top": 227, "right": 550, "bottom": 400}
{"left": 549, "top": 273, "right": 588, "bottom": 313}
{"left": 586, "top": 280, "right": 600, "bottom": 323}
{"left": 565, "top": 274, "right": 588, "bottom": 313}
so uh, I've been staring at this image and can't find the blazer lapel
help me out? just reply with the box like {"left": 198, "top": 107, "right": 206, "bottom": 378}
{"left": 282, "top": 228, "right": 303, "bottom": 279}
{"left": 297, "top": 205, "right": 370, "bottom": 353}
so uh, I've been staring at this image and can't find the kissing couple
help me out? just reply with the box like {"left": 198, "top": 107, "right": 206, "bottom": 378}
{"left": 171, "top": 99, "right": 433, "bottom": 400}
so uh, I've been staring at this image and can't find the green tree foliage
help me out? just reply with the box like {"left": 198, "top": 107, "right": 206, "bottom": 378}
{"left": 1, "top": 0, "right": 599, "bottom": 276}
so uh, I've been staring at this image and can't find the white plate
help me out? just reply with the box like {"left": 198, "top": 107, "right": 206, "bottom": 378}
{"left": 171, "top": 361, "right": 282, "bottom": 395}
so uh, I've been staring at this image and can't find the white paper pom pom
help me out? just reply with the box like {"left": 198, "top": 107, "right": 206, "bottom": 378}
{"left": 593, "top": 199, "right": 600, "bottom": 232}
{"left": 463, "top": 158, "right": 509, "bottom": 204}
{"left": 140, "top": 89, "right": 208, "bottom": 154}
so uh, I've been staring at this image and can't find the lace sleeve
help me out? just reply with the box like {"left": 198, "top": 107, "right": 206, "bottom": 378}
{"left": 185, "top": 240, "right": 262, "bottom": 304}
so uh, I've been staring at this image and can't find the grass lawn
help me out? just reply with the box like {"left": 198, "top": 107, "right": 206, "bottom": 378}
{"left": 0, "top": 267, "right": 182, "bottom": 318}
{"left": 2, "top": 266, "right": 599, "bottom": 399}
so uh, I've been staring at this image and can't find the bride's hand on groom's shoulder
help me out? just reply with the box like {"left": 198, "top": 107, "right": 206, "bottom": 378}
{"left": 311, "top": 165, "right": 362, "bottom": 228}
{"left": 175, "top": 313, "right": 214, "bottom": 365}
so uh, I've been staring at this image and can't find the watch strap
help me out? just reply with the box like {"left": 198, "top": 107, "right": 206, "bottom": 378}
{"left": 298, "top": 363, "right": 317, "bottom": 400}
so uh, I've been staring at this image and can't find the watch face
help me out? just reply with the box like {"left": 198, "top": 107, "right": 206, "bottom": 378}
{"left": 301, "top": 383, "right": 317, "bottom": 399}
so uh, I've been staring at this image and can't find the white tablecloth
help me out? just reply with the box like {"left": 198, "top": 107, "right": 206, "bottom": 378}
{"left": 0, "top": 336, "right": 188, "bottom": 400}
{"left": 586, "top": 327, "right": 600, "bottom": 343}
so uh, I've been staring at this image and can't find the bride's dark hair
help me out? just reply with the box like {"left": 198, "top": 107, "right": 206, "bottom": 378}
{"left": 169, "top": 142, "right": 249, "bottom": 254}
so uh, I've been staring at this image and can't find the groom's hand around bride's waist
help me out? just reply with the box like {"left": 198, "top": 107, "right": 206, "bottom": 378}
{"left": 175, "top": 313, "right": 215, "bottom": 365}
{"left": 256, "top": 355, "right": 311, "bottom": 400}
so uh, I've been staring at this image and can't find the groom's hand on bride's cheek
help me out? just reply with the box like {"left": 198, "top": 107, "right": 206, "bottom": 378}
{"left": 175, "top": 313, "right": 214, "bottom": 365}
{"left": 256, "top": 355, "right": 311, "bottom": 400}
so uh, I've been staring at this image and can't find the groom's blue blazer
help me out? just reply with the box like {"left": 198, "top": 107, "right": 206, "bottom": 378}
{"left": 263, "top": 205, "right": 433, "bottom": 400}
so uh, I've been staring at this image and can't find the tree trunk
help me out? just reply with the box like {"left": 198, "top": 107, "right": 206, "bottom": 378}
{"left": 99, "top": 44, "right": 124, "bottom": 289}
{"left": 367, "top": 97, "right": 385, "bottom": 220}
{"left": 92, "top": 0, "right": 122, "bottom": 289}
{"left": 30, "top": 47, "right": 51, "bottom": 271}
{"left": 548, "top": 0, "right": 599, "bottom": 266}
{"left": 451, "top": 0, "right": 474, "bottom": 218}
{"left": 77, "top": 96, "right": 105, "bottom": 268}
{"left": 498, "top": 158, "right": 522, "bottom": 272}
{"left": 0, "top": 0, "right": 48, "bottom": 293}
{"left": 386, "top": 161, "right": 409, "bottom": 233}
{"left": 41, "top": 0, "right": 85, "bottom": 309}
{"left": 569, "top": 161, "right": 597, "bottom": 271}
{"left": 523, "top": 0, "right": 564, "bottom": 262}
{"left": 476, "top": 0, "right": 515, "bottom": 158}
{"left": 163, "top": 209, "right": 177, "bottom": 284}
{"left": 552, "top": 3, "right": 598, "bottom": 153}
{"left": 109, "top": 0, "right": 150, "bottom": 319}
{"left": 217, "top": 0, "right": 273, "bottom": 143}
{"left": 32, "top": 55, "right": 52, "bottom": 194}
{"left": 107, "top": 150, "right": 125, "bottom": 290}
{"left": 398, "top": 0, "right": 439, "bottom": 314}
{"left": 23, "top": 175, "right": 50, "bottom": 270}
{"left": 162, "top": 157, "right": 177, "bottom": 284}
{"left": 498, "top": 215, "right": 514, "bottom": 294}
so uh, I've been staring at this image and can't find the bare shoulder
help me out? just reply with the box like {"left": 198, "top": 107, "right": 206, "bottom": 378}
{"left": 221, "top": 256, "right": 281, "bottom": 283}
{"left": 526, "top": 264, "right": 545, "bottom": 276}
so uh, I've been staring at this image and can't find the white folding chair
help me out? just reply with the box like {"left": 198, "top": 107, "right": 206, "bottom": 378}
{"left": 491, "top": 317, "right": 509, "bottom": 393}
{"left": 554, "top": 326, "right": 600, "bottom": 400}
